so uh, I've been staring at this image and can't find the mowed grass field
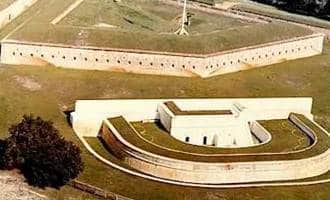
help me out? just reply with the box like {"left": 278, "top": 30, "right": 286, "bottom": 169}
{"left": 60, "top": 0, "right": 251, "bottom": 34}
{"left": 0, "top": 43, "right": 329, "bottom": 199}
{"left": 6, "top": 0, "right": 312, "bottom": 54}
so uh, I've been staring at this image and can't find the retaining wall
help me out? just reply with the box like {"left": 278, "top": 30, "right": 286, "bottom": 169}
{"left": 99, "top": 117, "right": 330, "bottom": 184}
{"left": 250, "top": 121, "right": 272, "bottom": 143}
{"left": 0, "top": 34, "right": 324, "bottom": 77}
{"left": 0, "top": 0, "right": 38, "bottom": 29}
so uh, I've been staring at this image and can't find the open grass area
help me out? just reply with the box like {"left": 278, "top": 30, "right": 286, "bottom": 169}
{"left": 258, "top": 119, "right": 312, "bottom": 152}
{"left": 132, "top": 119, "right": 311, "bottom": 155}
{"left": 84, "top": 136, "right": 138, "bottom": 172}
{"left": 60, "top": 0, "right": 248, "bottom": 35}
{"left": 109, "top": 116, "right": 326, "bottom": 162}
{"left": 0, "top": 0, "right": 329, "bottom": 199}
{"left": 10, "top": 21, "right": 311, "bottom": 54}
{"left": 0, "top": 43, "right": 329, "bottom": 199}
{"left": 6, "top": 0, "right": 312, "bottom": 54}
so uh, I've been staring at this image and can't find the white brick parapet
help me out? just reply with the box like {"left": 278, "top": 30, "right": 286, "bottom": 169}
{"left": 0, "top": 33, "right": 324, "bottom": 77}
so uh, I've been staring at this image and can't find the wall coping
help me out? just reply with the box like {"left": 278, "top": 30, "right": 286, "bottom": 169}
{"left": 163, "top": 101, "right": 233, "bottom": 116}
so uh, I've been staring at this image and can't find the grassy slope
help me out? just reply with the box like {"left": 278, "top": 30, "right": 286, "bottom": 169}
{"left": 6, "top": 0, "right": 312, "bottom": 54}
{"left": 258, "top": 120, "right": 311, "bottom": 152}
{"left": 110, "top": 116, "right": 326, "bottom": 162}
{"left": 86, "top": 136, "right": 330, "bottom": 183}
{"left": 132, "top": 119, "right": 310, "bottom": 154}
{"left": 10, "top": 21, "right": 311, "bottom": 54}
{"left": 0, "top": 43, "right": 329, "bottom": 199}
{"left": 60, "top": 0, "right": 248, "bottom": 34}
{"left": 0, "top": 0, "right": 325, "bottom": 199}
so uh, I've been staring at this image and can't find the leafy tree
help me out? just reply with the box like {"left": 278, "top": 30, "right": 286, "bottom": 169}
{"left": 253, "top": 0, "right": 329, "bottom": 18}
{"left": 0, "top": 139, "right": 7, "bottom": 169}
{"left": 5, "top": 115, "right": 84, "bottom": 188}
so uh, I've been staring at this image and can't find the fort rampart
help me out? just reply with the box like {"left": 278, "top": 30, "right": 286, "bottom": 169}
{"left": 98, "top": 114, "right": 330, "bottom": 184}
{"left": 0, "top": 34, "right": 324, "bottom": 77}
{"left": 71, "top": 98, "right": 329, "bottom": 184}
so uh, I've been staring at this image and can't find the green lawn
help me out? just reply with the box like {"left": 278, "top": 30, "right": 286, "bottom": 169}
{"left": 0, "top": 44, "right": 329, "bottom": 199}
{"left": 132, "top": 119, "right": 311, "bottom": 155}
{"left": 60, "top": 0, "right": 248, "bottom": 34}
{"left": 0, "top": 0, "right": 329, "bottom": 199}
{"left": 6, "top": 0, "right": 312, "bottom": 54}
{"left": 10, "top": 21, "right": 311, "bottom": 54}
{"left": 107, "top": 116, "right": 326, "bottom": 162}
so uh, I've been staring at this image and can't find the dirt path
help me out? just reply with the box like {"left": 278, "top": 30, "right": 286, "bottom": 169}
{"left": 0, "top": 170, "right": 46, "bottom": 200}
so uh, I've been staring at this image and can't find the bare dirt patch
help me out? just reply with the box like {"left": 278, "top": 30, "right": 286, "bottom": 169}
{"left": 215, "top": 2, "right": 239, "bottom": 10}
{"left": 13, "top": 75, "right": 42, "bottom": 91}
{"left": 0, "top": 170, "right": 46, "bottom": 200}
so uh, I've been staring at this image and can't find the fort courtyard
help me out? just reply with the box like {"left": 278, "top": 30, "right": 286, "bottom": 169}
{"left": 0, "top": 0, "right": 329, "bottom": 199}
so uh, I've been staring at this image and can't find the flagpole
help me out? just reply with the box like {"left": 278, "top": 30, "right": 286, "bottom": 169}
{"left": 175, "top": 0, "right": 189, "bottom": 35}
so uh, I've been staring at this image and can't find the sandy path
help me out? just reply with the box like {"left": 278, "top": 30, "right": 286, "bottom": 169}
{"left": 0, "top": 171, "right": 46, "bottom": 200}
